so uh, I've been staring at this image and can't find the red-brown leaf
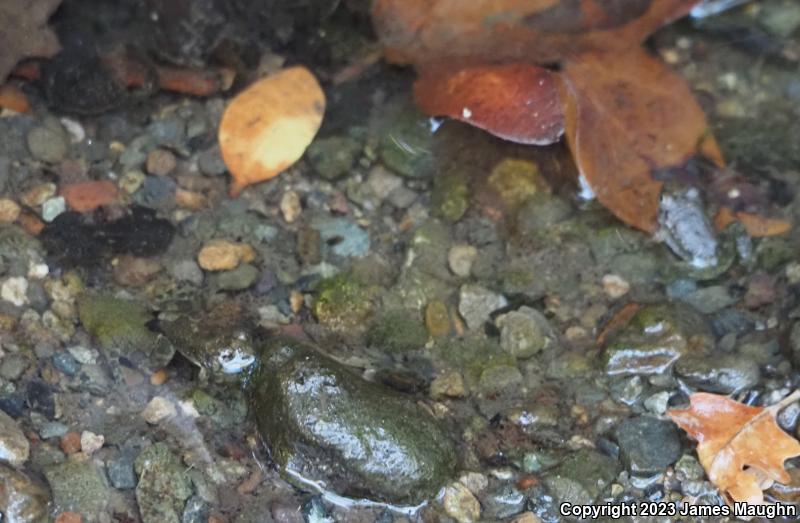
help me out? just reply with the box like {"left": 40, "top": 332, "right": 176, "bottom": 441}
{"left": 558, "top": 49, "right": 723, "bottom": 232}
{"left": 413, "top": 64, "right": 564, "bottom": 145}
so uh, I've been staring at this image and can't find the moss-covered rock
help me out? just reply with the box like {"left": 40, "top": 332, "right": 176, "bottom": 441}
{"left": 135, "top": 443, "right": 193, "bottom": 523}
{"left": 78, "top": 293, "right": 175, "bottom": 375}
{"left": 432, "top": 172, "right": 469, "bottom": 222}
{"left": 250, "top": 338, "right": 457, "bottom": 504}
{"left": 378, "top": 108, "right": 433, "bottom": 178}
{"left": 45, "top": 460, "right": 110, "bottom": 519}
{"left": 366, "top": 309, "right": 428, "bottom": 353}
{"left": 542, "top": 449, "right": 621, "bottom": 506}
{"left": 312, "top": 272, "right": 379, "bottom": 332}
{"left": 307, "top": 135, "right": 362, "bottom": 180}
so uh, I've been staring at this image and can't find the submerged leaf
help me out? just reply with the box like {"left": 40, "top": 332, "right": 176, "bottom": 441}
{"left": 669, "top": 390, "right": 800, "bottom": 504}
{"left": 218, "top": 66, "right": 326, "bottom": 197}
{"left": 413, "top": 64, "right": 564, "bottom": 145}
{"left": 558, "top": 49, "right": 723, "bottom": 232}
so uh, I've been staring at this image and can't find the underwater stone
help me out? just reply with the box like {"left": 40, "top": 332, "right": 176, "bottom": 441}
{"left": 250, "top": 338, "right": 457, "bottom": 505}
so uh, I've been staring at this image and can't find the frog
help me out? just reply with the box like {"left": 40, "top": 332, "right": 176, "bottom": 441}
{"left": 656, "top": 186, "right": 719, "bottom": 270}
{"left": 155, "top": 300, "right": 257, "bottom": 381}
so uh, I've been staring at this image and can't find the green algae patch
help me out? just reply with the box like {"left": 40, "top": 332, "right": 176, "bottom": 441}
{"left": 250, "top": 338, "right": 456, "bottom": 505}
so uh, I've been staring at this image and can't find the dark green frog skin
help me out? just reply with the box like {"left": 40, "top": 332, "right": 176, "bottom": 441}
{"left": 158, "top": 315, "right": 257, "bottom": 378}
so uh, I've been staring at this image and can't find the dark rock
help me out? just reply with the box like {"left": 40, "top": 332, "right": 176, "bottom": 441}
{"left": 135, "top": 176, "right": 177, "bottom": 210}
{"left": 52, "top": 352, "right": 80, "bottom": 376}
{"left": 674, "top": 354, "right": 760, "bottom": 394}
{"left": 107, "top": 453, "right": 137, "bottom": 489}
{"left": 614, "top": 416, "right": 681, "bottom": 475}
{"left": 251, "top": 338, "right": 457, "bottom": 504}
{"left": 41, "top": 206, "right": 175, "bottom": 267}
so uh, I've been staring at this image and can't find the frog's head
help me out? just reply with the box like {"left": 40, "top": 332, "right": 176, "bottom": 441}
{"left": 211, "top": 329, "right": 257, "bottom": 375}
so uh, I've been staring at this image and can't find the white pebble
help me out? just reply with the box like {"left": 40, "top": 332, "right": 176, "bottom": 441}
{"left": 141, "top": 396, "right": 177, "bottom": 424}
{"left": 602, "top": 274, "right": 630, "bottom": 299}
{"left": 60, "top": 117, "right": 86, "bottom": 143}
{"left": 41, "top": 196, "right": 66, "bottom": 223}
{"left": 80, "top": 431, "right": 105, "bottom": 454}
{"left": 27, "top": 261, "right": 49, "bottom": 280}
{"left": 1, "top": 277, "right": 28, "bottom": 307}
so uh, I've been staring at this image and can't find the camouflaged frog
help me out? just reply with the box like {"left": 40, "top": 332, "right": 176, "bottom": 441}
{"left": 156, "top": 301, "right": 257, "bottom": 381}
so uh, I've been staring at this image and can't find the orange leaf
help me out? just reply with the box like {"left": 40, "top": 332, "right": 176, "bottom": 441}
{"left": 668, "top": 390, "right": 800, "bottom": 504}
{"left": 413, "top": 64, "right": 563, "bottom": 145}
{"left": 715, "top": 207, "right": 792, "bottom": 237}
{"left": 218, "top": 66, "right": 325, "bottom": 197}
{"left": 61, "top": 180, "right": 118, "bottom": 213}
{"left": 558, "top": 49, "right": 722, "bottom": 232}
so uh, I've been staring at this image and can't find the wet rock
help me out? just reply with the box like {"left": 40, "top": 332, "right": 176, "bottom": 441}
{"left": 678, "top": 285, "right": 739, "bottom": 314}
{"left": 216, "top": 264, "right": 260, "bottom": 291}
{"left": 0, "top": 408, "right": 29, "bottom": 467}
{"left": 614, "top": 416, "right": 681, "bottom": 475}
{"left": 378, "top": 108, "right": 433, "bottom": 178}
{"left": 543, "top": 449, "right": 620, "bottom": 505}
{"left": 448, "top": 245, "right": 477, "bottom": 278}
{"left": 432, "top": 173, "right": 469, "bottom": 222}
{"left": 312, "top": 273, "right": 377, "bottom": 332}
{"left": 307, "top": 135, "right": 361, "bottom": 180}
{"left": 197, "top": 239, "right": 255, "bottom": 271}
{"left": 27, "top": 124, "right": 68, "bottom": 163}
{"left": 602, "top": 303, "right": 712, "bottom": 376}
{"left": 458, "top": 284, "right": 508, "bottom": 330}
{"left": 310, "top": 217, "right": 370, "bottom": 258}
{"left": 107, "top": 454, "right": 137, "bottom": 489}
{"left": 366, "top": 309, "right": 427, "bottom": 353}
{"left": 443, "top": 482, "right": 481, "bottom": 523}
{"left": 0, "top": 463, "right": 50, "bottom": 522}
{"left": 146, "top": 148, "right": 177, "bottom": 176}
{"left": 41, "top": 206, "right": 175, "bottom": 267}
{"left": 674, "top": 354, "right": 760, "bottom": 394}
{"left": 78, "top": 293, "right": 175, "bottom": 374}
{"left": 483, "top": 484, "right": 526, "bottom": 519}
{"left": 495, "top": 306, "right": 551, "bottom": 359}
{"left": 251, "top": 338, "right": 457, "bottom": 504}
{"left": 135, "top": 442, "right": 193, "bottom": 523}
{"left": 45, "top": 460, "right": 110, "bottom": 518}
{"left": 141, "top": 396, "right": 177, "bottom": 424}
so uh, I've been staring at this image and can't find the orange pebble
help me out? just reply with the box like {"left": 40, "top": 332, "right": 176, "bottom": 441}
{"left": 55, "top": 512, "right": 83, "bottom": 523}
{"left": 60, "top": 432, "right": 82, "bottom": 454}
{"left": 150, "top": 369, "right": 169, "bottom": 386}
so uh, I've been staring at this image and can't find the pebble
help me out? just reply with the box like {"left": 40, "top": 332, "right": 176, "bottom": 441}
{"left": 0, "top": 198, "right": 21, "bottom": 222}
{"left": 60, "top": 432, "right": 81, "bottom": 454}
{"left": 39, "top": 421, "right": 69, "bottom": 440}
{"left": 458, "top": 284, "right": 508, "bottom": 330}
{"left": 41, "top": 196, "right": 66, "bottom": 222}
{"left": 448, "top": 245, "right": 477, "bottom": 277}
{"left": 136, "top": 175, "right": 176, "bottom": 208}
{"left": 495, "top": 306, "right": 549, "bottom": 358}
{"left": 280, "top": 191, "right": 302, "bottom": 223}
{"left": 52, "top": 352, "right": 80, "bottom": 376}
{"left": 66, "top": 346, "right": 98, "bottom": 365}
{"left": 27, "top": 126, "right": 68, "bottom": 163}
{"left": 602, "top": 274, "right": 630, "bottom": 299}
{"left": 61, "top": 180, "right": 118, "bottom": 212}
{"left": 197, "top": 239, "right": 256, "bottom": 271}
{"left": 0, "top": 409, "right": 30, "bottom": 467}
{"left": 107, "top": 454, "right": 137, "bottom": 489}
{"left": 458, "top": 472, "right": 489, "bottom": 495}
{"left": 141, "top": 396, "right": 177, "bottom": 424}
{"left": 1, "top": 277, "right": 29, "bottom": 307}
{"left": 198, "top": 145, "right": 228, "bottom": 176}
{"left": 643, "top": 391, "right": 671, "bottom": 415}
{"left": 366, "top": 166, "right": 403, "bottom": 201}
{"left": 510, "top": 513, "right": 543, "bottom": 523}
{"left": 80, "top": 431, "right": 104, "bottom": 455}
{"left": 0, "top": 354, "right": 29, "bottom": 381}
{"left": 425, "top": 300, "right": 451, "bottom": 338}
{"left": 311, "top": 217, "right": 371, "bottom": 258}
{"left": 22, "top": 183, "right": 57, "bottom": 207}
{"left": 443, "top": 482, "right": 482, "bottom": 523}
{"left": 119, "top": 170, "right": 146, "bottom": 194}
{"left": 614, "top": 416, "right": 681, "bottom": 474}
{"left": 146, "top": 148, "right": 177, "bottom": 176}
{"left": 112, "top": 255, "right": 162, "bottom": 286}
{"left": 216, "top": 264, "right": 260, "bottom": 291}
{"left": 55, "top": 512, "right": 83, "bottom": 523}
{"left": 60, "top": 117, "right": 85, "bottom": 143}
{"left": 430, "top": 371, "right": 467, "bottom": 399}
{"left": 168, "top": 259, "right": 204, "bottom": 285}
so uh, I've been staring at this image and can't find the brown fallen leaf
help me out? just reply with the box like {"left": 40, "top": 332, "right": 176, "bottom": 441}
{"left": 218, "top": 66, "right": 326, "bottom": 197}
{"left": 558, "top": 48, "right": 723, "bottom": 232}
{"left": 669, "top": 390, "right": 800, "bottom": 504}
{"left": 413, "top": 63, "right": 564, "bottom": 145}
{"left": 714, "top": 207, "right": 792, "bottom": 237}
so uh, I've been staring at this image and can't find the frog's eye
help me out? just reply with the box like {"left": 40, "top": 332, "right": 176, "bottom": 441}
{"left": 216, "top": 348, "right": 256, "bottom": 374}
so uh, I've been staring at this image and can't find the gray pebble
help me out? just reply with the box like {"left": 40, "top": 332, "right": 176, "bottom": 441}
{"left": 27, "top": 126, "right": 68, "bottom": 163}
